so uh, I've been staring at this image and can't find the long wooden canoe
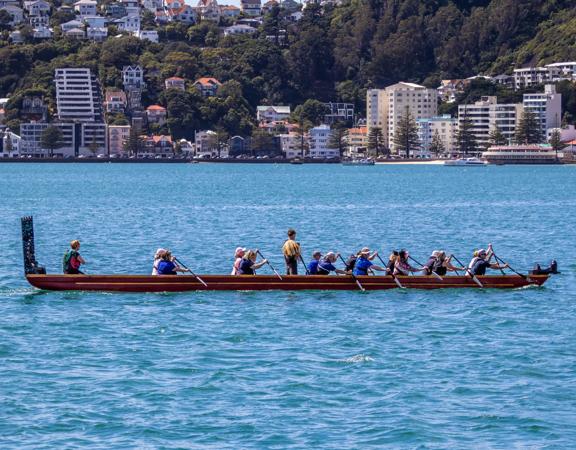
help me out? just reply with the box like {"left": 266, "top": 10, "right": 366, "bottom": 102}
{"left": 25, "top": 273, "right": 550, "bottom": 292}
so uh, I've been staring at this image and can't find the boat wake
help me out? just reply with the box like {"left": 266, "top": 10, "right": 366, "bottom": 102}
{"left": 337, "top": 354, "right": 375, "bottom": 364}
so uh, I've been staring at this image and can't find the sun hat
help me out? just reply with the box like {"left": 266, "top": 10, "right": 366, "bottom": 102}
{"left": 235, "top": 247, "right": 247, "bottom": 256}
{"left": 155, "top": 248, "right": 166, "bottom": 258}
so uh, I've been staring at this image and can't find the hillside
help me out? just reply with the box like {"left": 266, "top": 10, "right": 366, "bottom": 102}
{"left": 1, "top": 0, "right": 576, "bottom": 139}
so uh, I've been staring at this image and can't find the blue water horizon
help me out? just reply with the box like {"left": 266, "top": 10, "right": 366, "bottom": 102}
{"left": 0, "top": 163, "right": 575, "bottom": 448}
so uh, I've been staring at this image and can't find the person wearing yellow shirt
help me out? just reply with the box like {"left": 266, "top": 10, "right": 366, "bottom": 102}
{"left": 282, "top": 228, "right": 301, "bottom": 275}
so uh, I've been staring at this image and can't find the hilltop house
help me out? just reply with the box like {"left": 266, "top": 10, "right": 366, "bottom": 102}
{"left": 193, "top": 77, "right": 221, "bottom": 97}
{"left": 257, "top": 105, "right": 290, "bottom": 123}
{"left": 165, "top": 76, "right": 185, "bottom": 91}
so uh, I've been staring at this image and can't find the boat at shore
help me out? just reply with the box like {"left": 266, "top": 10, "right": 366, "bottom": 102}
{"left": 25, "top": 273, "right": 549, "bottom": 292}
{"left": 482, "top": 145, "right": 562, "bottom": 165}
{"left": 342, "top": 158, "right": 375, "bottom": 166}
{"left": 444, "top": 157, "right": 487, "bottom": 166}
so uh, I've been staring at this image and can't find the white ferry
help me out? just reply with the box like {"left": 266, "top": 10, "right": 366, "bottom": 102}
{"left": 342, "top": 158, "right": 375, "bottom": 166}
{"left": 482, "top": 145, "right": 562, "bottom": 165}
{"left": 444, "top": 157, "right": 487, "bottom": 166}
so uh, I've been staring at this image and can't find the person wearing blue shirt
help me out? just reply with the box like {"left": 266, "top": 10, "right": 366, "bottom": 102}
{"left": 317, "top": 252, "right": 349, "bottom": 275}
{"left": 353, "top": 247, "right": 387, "bottom": 276}
{"left": 307, "top": 251, "right": 322, "bottom": 274}
{"left": 156, "top": 250, "right": 190, "bottom": 275}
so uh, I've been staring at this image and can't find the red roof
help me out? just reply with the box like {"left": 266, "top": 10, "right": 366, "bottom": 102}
{"left": 166, "top": 76, "right": 185, "bottom": 81}
{"left": 194, "top": 77, "right": 222, "bottom": 86}
{"left": 146, "top": 105, "right": 166, "bottom": 111}
{"left": 151, "top": 135, "right": 172, "bottom": 143}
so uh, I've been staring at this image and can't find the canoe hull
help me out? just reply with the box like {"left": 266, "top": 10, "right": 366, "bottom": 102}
{"left": 25, "top": 274, "right": 550, "bottom": 292}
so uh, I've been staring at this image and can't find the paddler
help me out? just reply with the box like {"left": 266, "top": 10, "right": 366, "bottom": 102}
{"left": 152, "top": 248, "right": 166, "bottom": 275}
{"left": 63, "top": 239, "right": 86, "bottom": 274}
{"left": 394, "top": 250, "right": 426, "bottom": 275}
{"left": 307, "top": 250, "right": 322, "bottom": 274}
{"left": 282, "top": 228, "right": 301, "bottom": 275}
{"left": 468, "top": 245, "right": 508, "bottom": 276}
{"left": 423, "top": 250, "right": 463, "bottom": 276}
{"left": 156, "top": 250, "right": 190, "bottom": 275}
{"left": 317, "top": 252, "right": 349, "bottom": 275}
{"left": 238, "top": 249, "right": 268, "bottom": 275}
{"left": 353, "top": 247, "right": 387, "bottom": 276}
{"left": 231, "top": 247, "right": 246, "bottom": 275}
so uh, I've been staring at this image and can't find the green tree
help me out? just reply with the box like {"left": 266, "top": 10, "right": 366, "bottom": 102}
{"left": 515, "top": 110, "right": 541, "bottom": 144}
{"left": 456, "top": 110, "right": 478, "bottom": 155}
{"left": 4, "top": 133, "right": 13, "bottom": 154}
{"left": 40, "top": 126, "right": 63, "bottom": 157}
{"left": 327, "top": 124, "right": 348, "bottom": 158}
{"left": 123, "top": 127, "right": 141, "bottom": 156}
{"left": 393, "top": 106, "right": 420, "bottom": 158}
{"left": 291, "top": 99, "right": 329, "bottom": 126}
{"left": 250, "top": 128, "right": 275, "bottom": 157}
{"left": 489, "top": 125, "right": 508, "bottom": 146}
{"left": 367, "top": 127, "right": 385, "bottom": 157}
{"left": 548, "top": 129, "right": 565, "bottom": 160}
{"left": 0, "top": 9, "right": 13, "bottom": 31}
{"left": 429, "top": 130, "right": 445, "bottom": 157}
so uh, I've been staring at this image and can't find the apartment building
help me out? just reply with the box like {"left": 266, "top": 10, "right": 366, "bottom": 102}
{"left": 458, "top": 96, "right": 522, "bottom": 149}
{"left": 55, "top": 68, "right": 103, "bottom": 122}
{"left": 523, "top": 84, "right": 562, "bottom": 141}
{"left": 308, "top": 124, "right": 338, "bottom": 159}
{"left": 367, "top": 82, "right": 437, "bottom": 153}
{"left": 416, "top": 115, "right": 458, "bottom": 155}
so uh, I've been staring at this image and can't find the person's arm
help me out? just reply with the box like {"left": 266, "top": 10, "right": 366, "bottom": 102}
{"left": 252, "top": 259, "right": 268, "bottom": 270}
{"left": 490, "top": 262, "right": 508, "bottom": 270}
{"left": 172, "top": 259, "right": 190, "bottom": 273}
{"left": 370, "top": 264, "right": 387, "bottom": 271}
{"left": 368, "top": 251, "right": 378, "bottom": 261}
{"left": 445, "top": 261, "right": 464, "bottom": 272}
{"left": 335, "top": 268, "right": 349, "bottom": 275}
{"left": 78, "top": 255, "right": 86, "bottom": 265}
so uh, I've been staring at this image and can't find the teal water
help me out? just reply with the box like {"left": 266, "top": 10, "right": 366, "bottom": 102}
{"left": 0, "top": 163, "right": 575, "bottom": 448}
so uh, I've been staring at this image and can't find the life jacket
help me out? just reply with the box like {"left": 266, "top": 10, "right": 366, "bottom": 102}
{"left": 62, "top": 250, "right": 80, "bottom": 273}
{"left": 238, "top": 258, "right": 254, "bottom": 275}
{"left": 468, "top": 256, "right": 481, "bottom": 270}
{"left": 470, "top": 258, "right": 488, "bottom": 276}
{"left": 424, "top": 257, "right": 437, "bottom": 275}
{"left": 345, "top": 255, "right": 357, "bottom": 271}
{"left": 386, "top": 260, "right": 395, "bottom": 274}
{"left": 317, "top": 259, "right": 331, "bottom": 275}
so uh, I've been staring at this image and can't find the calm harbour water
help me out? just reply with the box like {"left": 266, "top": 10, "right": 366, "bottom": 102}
{"left": 0, "top": 163, "right": 575, "bottom": 448}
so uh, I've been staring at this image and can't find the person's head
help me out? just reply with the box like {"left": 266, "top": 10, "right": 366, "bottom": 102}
{"left": 235, "top": 247, "right": 246, "bottom": 258}
{"left": 324, "top": 251, "right": 337, "bottom": 263}
{"left": 477, "top": 249, "right": 487, "bottom": 259}
{"left": 389, "top": 250, "right": 399, "bottom": 262}
{"left": 155, "top": 248, "right": 166, "bottom": 259}
{"left": 431, "top": 250, "right": 440, "bottom": 259}
{"left": 70, "top": 240, "right": 80, "bottom": 250}
{"left": 358, "top": 247, "right": 370, "bottom": 258}
{"left": 437, "top": 251, "right": 446, "bottom": 261}
{"left": 399, "top": 249, "right": 408, "bottom": 261}
{"left": 245, "top": 250, "right": 257, "bottom": 261}
{"left": 312, "top": 250, "right": 322, "bottom": 260}
{"left": 473, "top": 250, "right": 479, "bottom": 257}
{"left": 287, "top": 228, "right": 296, "bottom": 239}
{"left": 163, "top": 250, "right": 172, "bottom": 261}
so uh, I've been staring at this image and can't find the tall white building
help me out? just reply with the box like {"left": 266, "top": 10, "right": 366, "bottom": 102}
{"left": 308, "top": 124, "right": 338, "bottom": 159}
{"left": 55, "top": 68, "right": 103, "bottom": 122}
{"left": 458, "top": 97, "right": 523, "bottom": 149}
{"left": 367, "top": 82, "right": 437, "bottom": 153}
{"left": 523, "top": 84, "right": 562, "bottom": 141}
{"left": 416, "top": 115, "right": 458, "bottom": 155}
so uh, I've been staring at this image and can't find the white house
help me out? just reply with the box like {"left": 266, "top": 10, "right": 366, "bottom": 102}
{"left": 279, "top": 132, "right": 302, "bottom": 159}
{"left": 114, "top": 14, "right": 140, "bottom": 32}
{"left": 82, "top": 15, "right": 107, "bottom": 28}
{"left": 224, "top": 24, "right": 257, "bottom": 36}
{"left": 9, "top": 30, "right": 23, "bottom": 43}
{"left": 122, "top": 65, "right": 145, "bottom": 89}
{"left": 1, "top": 130, "right": 21, "bottom": 157}
{"left": 74, "top": 0, "right": 97, "bottom": 16}
{"left": 257, "top": 105, "right": 290, "bottom": 123}
{"left": 308, "top": 124, "right": 338, "bottom": 158}
{"left": 60, "top": 18, "right": 83, "bottom": 31}
{"left": 23, "top": 0, "right": 50, "bottom": 16}
{"left": 132, "top": 29, "right": 158, "bottom": 42}
{"left": 86, "top": 26, "right": 108, "bottom": 40}
{"left": 1, "top": 5, "right": 23, "bottom": 25}
{"left": 33, "top": 25, "right": 53, "bottom": 39}
{"left": 64, "top": 27, "right": 86, "bottom": 39}
{"left": 220, "top": 4, "right": 240, "bottom": 17}
{"left": 240, "top": 0, "right": 261, "bottom": 16}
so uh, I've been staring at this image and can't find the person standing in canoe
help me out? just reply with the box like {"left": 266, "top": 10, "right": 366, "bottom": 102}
{"left": 238, "top": 250, "right": 268, "bottom": 275}
{"left": 156, "top": 250, "right": 190, "bottom": 275}
{"left": 353, "top": 248, "right": 387, "bottom": 276}
{"left": 468, "top": 246, "right": 508, "bottom": 276}
{"left": 317, "top": 252, "right": 350, "bottom": 275}
{"left": 282, "top": 228, "right": 301, "bottom": 275}
{"left": 231, "top": 247, "right": 246, "bottom": 275}
{"left": 63, "top": 240, "right": 86, "bottom": 274}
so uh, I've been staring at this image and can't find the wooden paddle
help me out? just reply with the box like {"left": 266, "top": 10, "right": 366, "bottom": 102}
{"left": 257, "top": 250, "right": 283, "bottom": 280}
{"left": 450, "top": 254, "right": 483, "bottom": 288}
{"left": 409, "top": 255, "right": 443, "bottom": 281}
{"left": 376, "top": 254, "right": 404, "bottom": 289}
{"left": 174, "top": 257, "right": 208, "bottom": 287}
{"left": 298, "top": 254, "right": 310, "bottom": 275}
{"left": 338, "top": 254, "right": 365, "bottom": 291}
{"left": 491, "top": 251, "right": 530, "bottom": 281}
